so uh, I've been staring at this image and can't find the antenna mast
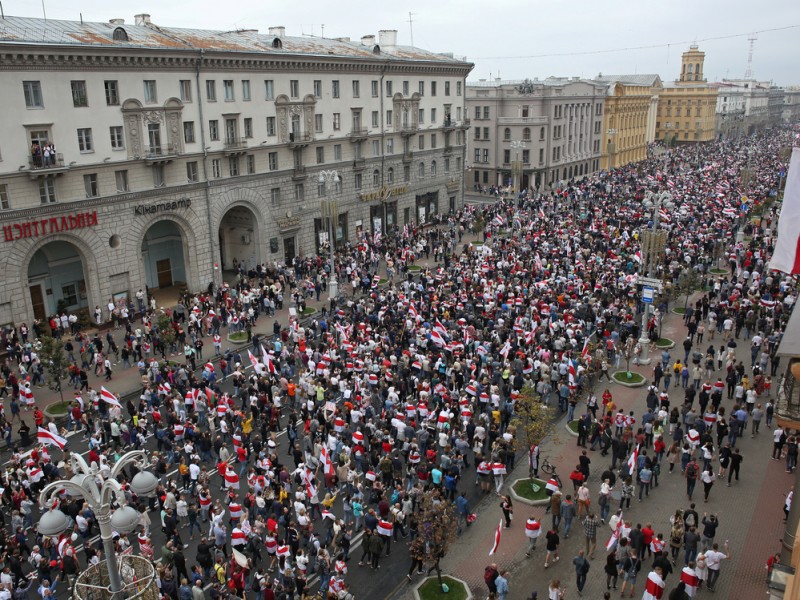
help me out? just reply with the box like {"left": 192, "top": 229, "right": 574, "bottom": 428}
{"left": 408, "top": 12, "right": 415, "bottom": 47}
{"left": 744, "top": 32, "right": 757, "bottom": 79}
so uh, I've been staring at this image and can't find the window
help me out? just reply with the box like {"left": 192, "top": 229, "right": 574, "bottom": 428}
{"left": 353, "top": 141, "right": 362, "bottom": 160}
{"left": 418, "top": 162, "right": 425, "bottom": 178}
{"left": 71, "top": 81, "right": 88, "bottom": 107}
{"left": 179, "top": 80, "right": 192, "bottom": 102}
{"left": 386, "top": 81, "right": 393, "bottom": 97}
{"left": 386, "top": 110, "right": 393, "bottom": 126}
{"left": 23, "top": 81, "right": 43, "bottom": 108}
{"left": 61, "top": 284, "right": 78, "bottom": 307}
{"left": 504, "top": 149, "right": 511, "bottom": 163}
{"left": 352, "top": 80, "right": 360, "bottom": 98}
{"left": 152, "top": 165, "right": 165, "bottom": 188}
{"left": 431, "top": 108, "right": 437, "bottom": 123}
{"left": 403, "top": 81, "right": 410, "bottom": 96}
{"left": 316, "top": 147, "right": 325, "bottom": 164}
{"left": 371, "top": 111, "right": 379, "bottom": 128}
{"left": 522, "top": 149, "right": 530, "bottom": 164}
{"left": 474, "top": 127, "right": 480, "bottom": 139}
{"left": 104, "top": 80, "right": 119, "bottom": 105}
{"left": 539, "top": 148, "right": 544, "bottom": 164}
{"left": 372, "top": 169, "right": 380, "bottom": 186}
{"left": 242, "top": 80, "right": 251, "bottom": 101}
{"left": 223, "top": 80, "right": 234, "bottom": 101}
{"left": 431, "top": 160, "right": 437, "bottom": 176}
{"left": 83, "top": 174, "right": 99, "bottom": 197}
{"left": 229, "top": 156, "right": 240, "bottom": 176}
{"left": 290, "top": 80, "right": 299, "bottom": 98}
{"left": 315, "top": 114, "right": 323, "bottom": 133}
{"left": 313, "top": 80, "right": 322, "bottom": 98}
{"left": 244, "top": 118, "right": 253, "bottom": 138}
{"left": 114, "top": 170, "right": 129, "bottom": 193}
{"left": 474, "top": 149, "right": 481, "bottom": 162}
{"left": 404, "top": 165, "right": 410, "bottom": 182}
{"left": 246, "top": 155, "right": 255, "bottom": 174}
{"left": 523, "top": 127, "right": 531, "bottom": 141}
{"left": 209, "top": 120, "right": 219, "bottom": 141}
{"left": 109, "top": 126, "right": 125, "bottom": 150}
{"left": 386, "top": 138, "right": 394, "bottom": 155}
{"left": 333, "top": 113, "right": 341, "bottom": 131}
{"left": 444, "top": 158, "right": 450, "bottom": 173}
{"left": 211, "top": 159, "right": 221, "bottom": 178}
{"left": 143, "top": 80, "right": 157, "bottom": 104}
{"left": 266, "top": 117, "right": 276, "bottom": 136}
{"left": 419, "top": 81, "right": 425, "bottom": 96}
{"left": 430, "top": 134, "right": 437, "bottom": 148}
{"left": 354, "top": 173, "right": 362, "bottom": 190}
{"left": 77, "top": 128, "right": 93, "bottom": 153}
{"left": 294, "top": 183, "right": 304, "bottom": 201}
{"left": 504, "top": 128, "right": 511, "bottom": 141}
{"left": 387, "top": 167, "right": 394, "bottom": 183}
{"left": 474, "top": 106, "right": 481, "bottom": 119}
{"left": 270, "top": 187, "right": 281, "bottom": 206}
{"left": 265, "top": 80, "right": 274, "bottom": 100}
{"left": 483, "top": 127, "right": 489, "bottom": 140}
{"left": 186, "top": 162, "right": 199, "bottom": 182}
{"left": 372, "top": 140, "right": 381, "bottom": 156}
{"left": 457, "top": 81, "right": 462, "bottom": 96}
{"left": 444, "top": 81, "right": 450, "bottom": 96}
{"left": 482, "top": 149, "right": 489, "bottom": 162}
{"left": 418, "top": 135, "right": 425, "bottom": 150}
{"left": 334, "top": 144, "right": 342, "bottom": 161}
{"left": 39, "top": 177, "right": 56, "bottom": 203}
{"left": 268, "top": 152, "right": 278, "bottom": 171}
{"left": 418, "top": 109, "right": 425, "bottom": 124}
{"left": 372, "top": 80, "right": 379, "bottom": 97}
{"left": 431, "top": 81, "right": 437, "bottom": 97}
{"left": 206, "top": 80, "right": 217, "bottom": 101}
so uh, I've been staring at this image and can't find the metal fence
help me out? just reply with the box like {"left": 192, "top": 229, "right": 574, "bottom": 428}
{"left": 74, "top": 555, "right": 159, "bottom": 600}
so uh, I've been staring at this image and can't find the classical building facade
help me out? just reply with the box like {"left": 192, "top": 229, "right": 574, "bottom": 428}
{"left": 465, "top": 78, "right": 606, "bottom": 191}
{"left": 594, "top": 74, "right": 662, "bottom": 170}
{"left": 0, "top": 14, "right": 472, "bottom": 325}
{"left": 655, "top": 45, "right": 718, "bottom": 145}
{"left": 713, "top": 79, "right": 786, "bottom": 138}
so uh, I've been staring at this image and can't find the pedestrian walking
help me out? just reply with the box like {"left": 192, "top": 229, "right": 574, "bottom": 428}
{"left": 573, "top": 549, "right": 590, "bottom": 595}
{"left": 499, "top": 495, "right": 513, "bottom": 528}
{"left": 704, "top": 541, "right": 730, "bottom": 592}
{"left": 700, "top": 468, "right": 715, "bottom": 503}
{"left": 619, "top": 550, "right": 641, "bottom": 598}
{"left": 583, "top": 513, "right": 598, "bottom": 558}
{"left": 685, "top": 459, "right": 699, "bottom": 501}
{"left": 525, "top": 516, "right": 542, "bottom": 557}
{"left": 544, "top": 527, "right": 561, "bottom": 568}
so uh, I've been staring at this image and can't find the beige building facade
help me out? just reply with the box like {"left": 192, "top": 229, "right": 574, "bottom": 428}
{"left": 0, "top": 14, "right": 472, "bottom": 326}
{"left": 465, "top": 78, "right": 606, "bottom": 191}
{"left": 655, "top": 45, "right": 718, "bottom": 145}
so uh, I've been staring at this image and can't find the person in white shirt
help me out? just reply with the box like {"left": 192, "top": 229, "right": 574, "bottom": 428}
{"left": 703, "top": 541, "right": 730, "bottom": 591}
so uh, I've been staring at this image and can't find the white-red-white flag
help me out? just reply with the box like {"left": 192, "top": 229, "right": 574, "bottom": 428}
{"left": 100, "top": 386, "right": 121, "bottom": 408}
{"left": 606, "top": 512, "right": 624, "bottom": 551}
{"left": 37, "top": 426, "right": 67, "bottom": 450}
{"left": 642, "top": 570, "right": 665, "bottom": 600}
{"left": 770, "top": 147, "right": 800, "bottom": 274}
{"left": 260, "top": 344, "right": 277, "bottom": 374}
{"left": 680, "top": 567, "right": 699, "bottom": 597}
{"left": 626, "top": 444, "right": 639, "bottom": 474}
{"left": 489, "top": 519, "right": 502, "bottom": 555}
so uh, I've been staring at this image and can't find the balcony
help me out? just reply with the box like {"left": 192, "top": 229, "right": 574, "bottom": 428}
{"left": 144, "top": 145, "right": 176, "bottom": 165}
{"left": 348, "top": 127, "right": 369, "bottom": 140}
{"left": 402, "top": 152, "right": 414, "bottom": 164}
{"left": 442, "top": 118, "right": 456, "bottom": 131}
{"left": 28, "top": 153, "right": 70, "bottom": 179}
{"left": 292, "top": 165, "right": 307, "bottom": 180}
{"left": 497, "top": 116, "right": 548, "bottom": 125}
{"left": 444, "top": 145, "right": 454, "bottom": 154}
{"left": 352, "top": 158, "right": 365, "bottom": 170}
{"left": 400, "top": 123, "right": 418, "bottom": 136}
{"left": 223, "top": 137, "right": 248, "bottom": 155}
{"left": 287, "top": 132, "right": 312, "bottom": 147}
{"left": 460, "top": 118, "right": 471, "bottom": 128}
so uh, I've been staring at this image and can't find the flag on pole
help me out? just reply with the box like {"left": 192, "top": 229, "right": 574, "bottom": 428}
{"left": 626, "top": 444, "right": 639, "bottom": 474}
{"left": 37, "top": 426, "right": 67, "bottom": 450}
{"left": 260, "top": 344, "right": 277, "bottom": 374}
{"left": 769, "top": 147, "right": 800, "bottom": 274}
{"left": 247, "top": 350, "right": 265, "bottom": 376}
{"left": 606, "top": 513, "right": 624, "bottom": 550}
{"left": 100, "top": 386, "right": 121, "bottom": 408}
{"left": 489, "top": 519, "right": 502, "bottom": 555}
{"left": 493, "top": 214, "right": 504, "bottom": 227}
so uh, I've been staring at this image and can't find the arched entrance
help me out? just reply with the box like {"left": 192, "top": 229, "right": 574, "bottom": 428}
{"left": 218, "top": 205, "right": 260, "bottom": 273}
{"left": 141, "top": 221, "right": 188, "bottom": 291}
{"left": 27, "top": 240, "right": 89, "bottom": 320}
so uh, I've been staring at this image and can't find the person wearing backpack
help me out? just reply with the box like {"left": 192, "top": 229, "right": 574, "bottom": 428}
{"left": 619, "top": 549, "right": 641, "bottom": 598}
{"left": 573, "top": 549, "right": 590, "bottom": 594}
{"left": 685, "top": 459, "right": 699, "bottom": 502}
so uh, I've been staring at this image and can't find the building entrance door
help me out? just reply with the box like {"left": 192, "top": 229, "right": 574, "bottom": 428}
{"left": 283, "top": 237, "right": 296, "bottom": 263}
{"left": 156, "top": 259, "right": 173, "bottom": 288}
{"left": 29, "top": 284, "right": 46, "bottom": 321}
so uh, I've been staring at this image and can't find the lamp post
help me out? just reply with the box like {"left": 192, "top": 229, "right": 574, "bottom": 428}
{"left": 510, "top": 140, "right": 526, "bottom": 196}
{"left": 637, "top": 191, "right": 670, "bottom": 365}
{"left": 318, "top": 169, "right": 340, "bottom": 301}
{"left": 37, "top": 450, "right": 159, "bottom": 599}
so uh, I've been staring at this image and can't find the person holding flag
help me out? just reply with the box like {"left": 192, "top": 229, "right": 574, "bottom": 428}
{"left": 641, "top": 565, "right": 665, "bottom": 600}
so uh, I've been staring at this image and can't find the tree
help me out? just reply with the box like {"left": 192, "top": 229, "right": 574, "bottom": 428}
{"left": 38, "top": 335, "right": 70, "bottom": 407}
{"left": 672, "top": 267, "right": 701, "bottom": 310}
{"left": 511, "top": 384, "right": 556, "bottom": 478}
{"left": 408, "top": 489, "right": 458, "bottom": 589}
{"left": 156, "top": 312, "right": 176, "bottom": 348}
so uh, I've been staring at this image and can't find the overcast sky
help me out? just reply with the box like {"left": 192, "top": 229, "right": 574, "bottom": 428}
{"left": 6, "top": 0, "right": 800, "bottom": 85}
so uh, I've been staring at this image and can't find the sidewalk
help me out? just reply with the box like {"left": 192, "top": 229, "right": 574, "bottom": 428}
{"left": 442, "top": 300, "right": 790, "bottom": 600}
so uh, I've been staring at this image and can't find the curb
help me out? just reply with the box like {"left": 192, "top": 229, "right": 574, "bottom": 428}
{"left": 564, "top": 422, "right": 579, "bottom": 437}
{"left": 412, "top": 575, "right": 473, "bottom": 600}
{"left": 654, "top": 338, "right": 675, "bottom": 349}
{"left": 611, "top": 371, "right": 647, "bottom": 388}
{"left": 509, "top": 477, "right": 551, "bottom": 506}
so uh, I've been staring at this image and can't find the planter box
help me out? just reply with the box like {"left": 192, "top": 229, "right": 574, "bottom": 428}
{"left": 611, "top": 371, "right": 646, "bottom": 388}
{"left": 509, "top": 477, "right": 551, "bottom": 506}
{"left": 413, "top": 575, "right": 473, "bottom": 600}
{"left": 227, "top": 333, "right": 249, "bottom": 345}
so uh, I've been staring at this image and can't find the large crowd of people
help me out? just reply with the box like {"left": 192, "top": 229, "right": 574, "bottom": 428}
{"left": 0, "top": 126, "right": 796, "bottom": 600}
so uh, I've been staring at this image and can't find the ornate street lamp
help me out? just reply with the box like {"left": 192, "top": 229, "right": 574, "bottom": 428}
{"left": 318, "top": 170, "right": 341, "bottom": 301}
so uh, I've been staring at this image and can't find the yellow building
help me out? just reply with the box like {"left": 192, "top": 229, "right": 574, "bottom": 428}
{"left": 596, "top": 74, "right": 663, "bottom": 169}
{"left": 655, "top": 45, "right": 718, "bottom": 145}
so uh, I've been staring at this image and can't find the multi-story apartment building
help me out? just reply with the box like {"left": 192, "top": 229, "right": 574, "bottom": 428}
{"left": 465, "top": 78, "right": 606, "bottom": 191}
{"left": 655, "top": 45, "right": 718, "bottom": 145}
{"left": 783, "top": 86, "right": 800, "bottom": 125}
{"left": 594, "top": 75, "right": 663, "bottom": 170}
{"left": 713, "top": 78, "right": 786, "bottom": 139}
{"left": 0, "top": 14, "right": 472, "bottom": 325}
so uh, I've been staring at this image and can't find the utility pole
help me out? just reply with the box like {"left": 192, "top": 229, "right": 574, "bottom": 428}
{"left": 408, "top": 12, "right": 415, "bottom": 47}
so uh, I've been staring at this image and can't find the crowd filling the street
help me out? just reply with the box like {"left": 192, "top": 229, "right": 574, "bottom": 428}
{"left": 0, "top": 127, "right": 798, "bottom": 600}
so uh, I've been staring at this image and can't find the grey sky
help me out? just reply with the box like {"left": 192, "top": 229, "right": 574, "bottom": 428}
{"left": 6, "top": 0, "right": 800, "bottom": 85}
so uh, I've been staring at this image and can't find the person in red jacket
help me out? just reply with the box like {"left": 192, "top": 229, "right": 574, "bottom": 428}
{"left": 569, "top": 465, "right": 585, "bottom": 492}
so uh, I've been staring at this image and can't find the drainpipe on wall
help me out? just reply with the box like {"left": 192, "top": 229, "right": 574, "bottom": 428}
{"left": 195, "top": 49, "right": 220, "bottom": 290}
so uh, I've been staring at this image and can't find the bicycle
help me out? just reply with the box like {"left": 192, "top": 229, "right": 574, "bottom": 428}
{"left": 541, "top": 458, "right": 563, "bottom": 489}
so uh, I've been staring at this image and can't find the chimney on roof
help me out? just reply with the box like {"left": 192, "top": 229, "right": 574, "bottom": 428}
{"left": 134, "top": 14, "right": 151, "bottom": 26}
{"left": 110, "top": 18, "right": 125, "bottom": 25}
{"left": 378, "top": 29, "right": 397, "bottom": 49}
{"left": 361, "top": 35, "right": 376, "bottom": 46}
{"left": 268, "top": 26, "right": 286, "bottom": 37}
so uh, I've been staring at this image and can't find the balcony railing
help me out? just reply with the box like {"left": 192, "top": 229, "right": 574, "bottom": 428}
{"left": 497, "top": 116, "right": 548, "bottom": 125}
{"left": 145, "top": 145, "right": 175, "bottom": 159}
{"left": 29, "top": 153, "right": 65, "bottom": 170}
{"left": 348, "top": 128, "right": 368, "bottom": 138}
{"left": 224, "top": 137, "right": 248, "bottom": 150}
{"left": 288, "top": 132, "right": 312, "bottom": 145}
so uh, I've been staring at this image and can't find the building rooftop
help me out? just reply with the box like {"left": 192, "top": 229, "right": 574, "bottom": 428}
{"left": 594, "top": 74, "right": 662, "bottom": 87}
{"left": 0, "top": 14, "right": 468, "bottom": 64}
{"left": 467, "top": 76, "right": 602, "bottom": 88}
